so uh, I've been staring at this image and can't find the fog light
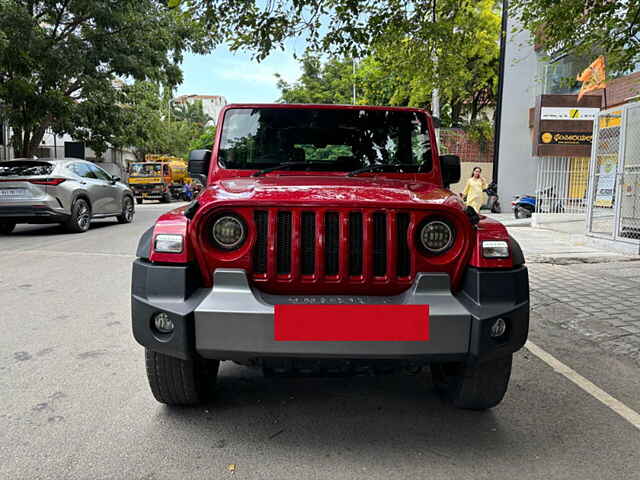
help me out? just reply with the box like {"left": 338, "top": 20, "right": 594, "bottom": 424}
{"left": 490, "top": 318, "right": 507, "bottom": 338}
{"left": 153, "top": 312, "right": 174, "bottom": 334}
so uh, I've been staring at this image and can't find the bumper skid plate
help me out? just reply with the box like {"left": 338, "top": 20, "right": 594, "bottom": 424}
{"left": 132, "top": 262, "right": 529, "bottom": 363}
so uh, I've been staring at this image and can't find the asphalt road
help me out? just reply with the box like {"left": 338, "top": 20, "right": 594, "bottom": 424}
{"left": 1, "top": 204, "right": 639, "bottom": 480}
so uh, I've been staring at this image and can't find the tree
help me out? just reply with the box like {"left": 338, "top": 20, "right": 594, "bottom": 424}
{"left": 188, "top": 125, "right": 217, "bottom": 152}
{"left": 511, "top": 1, "right": 640, "bottom": 74}
{"left": 276, "top": 0, "right": 499, "bottom": 130}
{"left": 172, "top": 100, "right": 212, "bottom": 127}
{"left": 276, "top": 55, "right": 355, "bottom": 104}
{"left": 0, "top": 0, "right": 211, "bottom": 157}
{"left": 115, "top": 81, "right": 206, "bottom": 160}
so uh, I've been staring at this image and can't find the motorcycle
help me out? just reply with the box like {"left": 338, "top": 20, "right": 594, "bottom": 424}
{"left": 482, "top": 181, "right": 502, "bottom": 213}
{"left": 512, "top": 187, "right": 565, "bottom": 218}
{"left": 512, "top": 194, "right": 536, "bottom": 218}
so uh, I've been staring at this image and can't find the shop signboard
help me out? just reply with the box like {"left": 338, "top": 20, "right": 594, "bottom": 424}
{"left": 533, "top": 94, "right": 601, "bottom": 157}
{"left": 540, "top": 131, "right": 592, "bottom": 145}
{"left": 540, "top": 107, "right": 600, "bottom": 121}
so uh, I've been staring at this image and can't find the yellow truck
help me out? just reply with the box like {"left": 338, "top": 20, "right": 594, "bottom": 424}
{"left": 127, "top": 155, "right": 190, "bottom": 204}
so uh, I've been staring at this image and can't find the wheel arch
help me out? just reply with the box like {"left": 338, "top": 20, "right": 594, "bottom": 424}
{"left": 71, "top": 190, "right": 92, "bottom": 211}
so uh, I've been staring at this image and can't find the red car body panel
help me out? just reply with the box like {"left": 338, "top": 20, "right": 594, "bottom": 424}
{"left": 149, "top": 104, "right": 513, "bottom": 294}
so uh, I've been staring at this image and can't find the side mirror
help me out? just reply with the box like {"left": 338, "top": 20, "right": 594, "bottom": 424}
{"left": 440, "top": 154, "right": 461, "bottom": 188}
{"left": 111, "top": 176, "right": 121, "bottom": 184}
{"left": 188, "top": 149, "right": 211, "bottom": 180}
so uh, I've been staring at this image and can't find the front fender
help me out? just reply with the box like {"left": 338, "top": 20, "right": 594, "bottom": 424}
{"left": 146, "top": 210, "right": 194, "bottom": 264}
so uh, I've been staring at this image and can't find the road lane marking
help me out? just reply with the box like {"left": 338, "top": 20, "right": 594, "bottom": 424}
{"left": 526, "top": 340, "right": 640, "bottom": 431}
{"left": 15, "top": 250, "right": 135, "bottom": 258}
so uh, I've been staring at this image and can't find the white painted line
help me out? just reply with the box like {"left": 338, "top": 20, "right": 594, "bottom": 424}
{"left": 17, "top": 249, "right": 135, "bottom": 258}
{"left": 526, "top": 341, "right": 640, "bottom": 431}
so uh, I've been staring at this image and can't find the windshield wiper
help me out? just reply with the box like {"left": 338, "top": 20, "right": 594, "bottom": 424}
{"left": 347, "top": 164, "right": 420, "bottom": 177}
{"left": 252, "top": 162, "right": 328, "bottom": 177}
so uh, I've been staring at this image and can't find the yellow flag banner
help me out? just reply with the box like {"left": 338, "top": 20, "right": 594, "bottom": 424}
{"left": 577, "top": 56, "right": 606, "bottom": 101}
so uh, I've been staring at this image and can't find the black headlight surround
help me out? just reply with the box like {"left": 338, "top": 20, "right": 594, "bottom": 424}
{"left": 416, "top": 217, "right": 456, "bottom": 255}
{"left": 210, "top": 212, "right": 247, "bottom": 251}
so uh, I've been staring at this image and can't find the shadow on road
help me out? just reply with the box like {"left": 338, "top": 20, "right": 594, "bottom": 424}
{"left": 150, "top": 367, "right": 510, "bottom": 460}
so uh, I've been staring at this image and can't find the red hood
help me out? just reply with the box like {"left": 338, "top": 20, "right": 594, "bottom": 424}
{"left": 197, "top": 175, "right": 463, "bottom": 210}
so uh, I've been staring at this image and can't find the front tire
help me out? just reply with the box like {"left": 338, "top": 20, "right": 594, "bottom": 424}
{"left": 0, "top": 223, "right": 16, "bottom": 234}
{"left": 65, "top": 198, "right": 91, "bottom": 233}
{"left": 514, "top": 206, "right": 532, "bottom": 219}
{"left": 116, "top": 196, "right": 134, "bottom": 224}
{"left": 431, "top": 355, "right": 512, "bottom": 410}
{"left": 145, "top": 349, "right": 219, "bottom": 406}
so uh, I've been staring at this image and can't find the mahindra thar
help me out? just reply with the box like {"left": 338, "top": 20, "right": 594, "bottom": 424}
{"left": 132, "top": 104, "right": 529, "bottom": 410}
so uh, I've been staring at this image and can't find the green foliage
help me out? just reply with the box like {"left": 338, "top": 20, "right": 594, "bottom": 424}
{"left": 511, "top": 0, "right": 640, "bottom": 74}
{"left": 172, "top": 100, "right": 212, "bottom": 127}
{"left": 277, "top": 55, "right": 355, "bottom": 104}
{"left": 0, "top": 0, "right": 212, "bottom": 157}
{"left": 114, "top": 81, "right": 209, "bottom": 160}
{"left": 188, "top": 125, "right": 217, "bottom": 152}
{"left": 276, "top": 0, "right": 500, "bottom": 127}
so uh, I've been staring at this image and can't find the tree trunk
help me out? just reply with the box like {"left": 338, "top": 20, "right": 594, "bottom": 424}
{"left": 11, "top": 124, "right": 48, "bottom": 158}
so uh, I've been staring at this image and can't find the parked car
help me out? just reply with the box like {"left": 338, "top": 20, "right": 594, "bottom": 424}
{"left": 0, "top": 158, "right": 135, "bottom": 234}
{"left": 132, "top": 104, "right": 529, "bottom": 410}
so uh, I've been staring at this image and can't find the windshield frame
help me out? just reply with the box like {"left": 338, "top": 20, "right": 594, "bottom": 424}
{"left": 213, "top": 104, "right": 439, "bottom": 180}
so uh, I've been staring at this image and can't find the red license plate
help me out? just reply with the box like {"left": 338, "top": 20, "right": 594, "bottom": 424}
{"left": 274, "top": 304, "right": 429, "bottom": 341}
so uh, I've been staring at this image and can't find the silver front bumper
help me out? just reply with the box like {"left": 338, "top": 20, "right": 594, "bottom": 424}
{"left": 194, "top": 269, "right": 472, "bottom": 360}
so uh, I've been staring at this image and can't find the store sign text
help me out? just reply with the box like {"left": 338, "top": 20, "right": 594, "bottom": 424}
{"left": 540, "top": 132, "right": 593, "bottom": 145}
{"left": 540, "top": 107, "right": 599, "bottom": 121}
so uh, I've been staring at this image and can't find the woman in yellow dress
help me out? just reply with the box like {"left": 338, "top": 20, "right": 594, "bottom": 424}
{"left": 462, "top": 167, "right": 487, "bottom": 214}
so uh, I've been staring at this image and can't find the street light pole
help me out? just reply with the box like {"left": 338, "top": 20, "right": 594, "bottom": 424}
{"left": 492, "top": 0, "right": 509, "bottom": 183}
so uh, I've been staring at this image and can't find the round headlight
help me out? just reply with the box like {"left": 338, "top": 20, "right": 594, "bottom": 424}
{"left": 212, "top": 215, "right": 246, "bottom": 250}
{"left": 419, "top": 220, "right": 454, "bottom": 254}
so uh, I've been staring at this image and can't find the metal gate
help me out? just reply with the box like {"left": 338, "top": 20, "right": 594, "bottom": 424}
{"left": 587, "top": 102, "right": 640, "bottom": 245}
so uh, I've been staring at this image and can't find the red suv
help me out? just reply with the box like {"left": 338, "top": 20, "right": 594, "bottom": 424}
{"left": 132, "top": 104, "right": 529, "bottom": 410}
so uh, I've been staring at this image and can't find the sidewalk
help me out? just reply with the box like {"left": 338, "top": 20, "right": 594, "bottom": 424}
{"left": 486, "top": 213, "right": 639, "bottom": 264}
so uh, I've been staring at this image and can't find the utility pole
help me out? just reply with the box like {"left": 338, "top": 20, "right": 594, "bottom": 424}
{"left": 352, "top": 58, "right": 357, "bottom": 105}
{"left": 431, "top": 0, "right": 440, "bottom": 144}
{"left": 492, "top": 0, "right": 509, "bottom": 183}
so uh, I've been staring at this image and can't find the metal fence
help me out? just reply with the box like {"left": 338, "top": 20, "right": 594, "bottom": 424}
{"left": 587, "top": 102, "right": 640, "bottom": 244}
{"left": 534, "top": 156, "right": 590, "bottom": 216}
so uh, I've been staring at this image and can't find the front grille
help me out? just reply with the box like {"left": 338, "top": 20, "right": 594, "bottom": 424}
{"left": 276, "top": 212, "right": 292, "bottom": 274}
{"left": 324, "top": 213, "right": 340, "bottom": 276}
{"left": 252, "top": 208, "right": 413, "bottom": 282}
{"left": 253, "top": 211, "right": 268, "bottom": 274}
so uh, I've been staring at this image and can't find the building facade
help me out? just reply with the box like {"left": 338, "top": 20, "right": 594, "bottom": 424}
{"left": 497, "top": 19, "right": 640, "bottom": 222}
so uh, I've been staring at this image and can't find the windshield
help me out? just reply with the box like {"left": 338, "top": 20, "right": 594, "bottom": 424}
{"left": 218, "top": 108, "right": 432, "bottom": 172}
{"left": 129, "top": 163, "right": 163, "bottom": 176}
{"left": 0, "top": 161, "right": 54, "bottom": 177}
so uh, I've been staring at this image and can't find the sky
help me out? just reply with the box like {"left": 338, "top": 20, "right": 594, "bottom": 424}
{"left": 175, "top": 44, "right": 305, "bottom": 103}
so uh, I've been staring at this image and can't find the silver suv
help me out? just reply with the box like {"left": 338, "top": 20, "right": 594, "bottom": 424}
{"left": 0, "top": 158, "right": 134, "bottom": 234}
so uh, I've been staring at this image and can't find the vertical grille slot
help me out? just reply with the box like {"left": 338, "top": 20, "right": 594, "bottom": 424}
{"left": 325, "top": 212, "right": 339, "bottom": 276}
{"left": 396, "top": 213, "right": 411, "bottom": 277}
{"left": 300, "top": 212, "right": 316, "bottom": 275}
{"left": 372, "top": 212, "right": 387, "bottom": 276}
{"left": 348, "top": 212, "right": 363, "bottom": 275}
{"left": 253, "top": 211, "right": 268, "bottom": 274}
{"left": 276, "top": 212, "right": 292, "bottom": 274}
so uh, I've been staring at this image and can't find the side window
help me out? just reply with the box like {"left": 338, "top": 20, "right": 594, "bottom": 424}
{"left": 90, "top": 164, "right": 112, "bottom": 181}
{"left": 71, "top": 163, "right": 96, "bottom": 179}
